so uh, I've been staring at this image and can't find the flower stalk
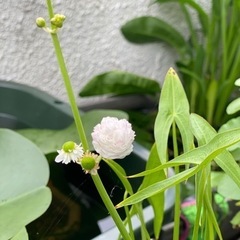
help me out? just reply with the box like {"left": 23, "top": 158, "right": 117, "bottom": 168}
{"left": 92, "top": 174, "right": 132, "bottom": 240}
{"left": 172, "top": 121, "right": 181, "bottom": 240}
{"left": 44, "top": 1, "right": 132, "bottom": 239}
{"left": 46, "top": 0, "right": 89, "bottom": 151}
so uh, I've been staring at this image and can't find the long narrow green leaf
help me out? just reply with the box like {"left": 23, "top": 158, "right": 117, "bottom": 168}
{"left": 119, "top": 127, "right": 240, "bottom": 207}
{"left": 154, "top": 68, "right": 193, "bottom": 165}
{"left": 190, "top": 114, "right": 240, "bottom": 189}
{"left": 116, "top": 167, "right": 198, "bottom": 208}
{"left": 103, "top": 159, "right": 133, "bottom": 195}
{"left": 139, "top": 144, "right": 165, "bottom": 239}
{"left": 204, "top": 192, "right": 223, "bottom": 240}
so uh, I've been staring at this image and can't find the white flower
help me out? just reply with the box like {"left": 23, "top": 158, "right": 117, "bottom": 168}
{"left": 92, "top": 117, "right": 135, "bottom": 159}
{"left": 55, "top": 141, "right": 84, "bottom": 164}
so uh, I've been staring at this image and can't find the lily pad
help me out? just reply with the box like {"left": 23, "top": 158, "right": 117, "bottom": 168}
{"left": 0, "top": 129, "right": 51, "bottom": 239}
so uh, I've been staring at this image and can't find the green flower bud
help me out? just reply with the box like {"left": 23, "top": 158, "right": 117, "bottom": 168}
{"left": 81, "top": 156, "right": 96, "bottom": 170}
{"left": 51, "top": 14, "right": 66, "bottom": 28}
{"left": 62, "top": 141, "right": 75, "bottom": 153}
{"left": 36, "top": 17, "right": 46, "bottom": 28}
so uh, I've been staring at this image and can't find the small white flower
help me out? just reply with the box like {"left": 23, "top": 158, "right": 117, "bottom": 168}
{"left": 55, "top": 141, "right": 84, "bottom": 164}
{"left": 92, "top": 117, "right": 135, "bottom": 159}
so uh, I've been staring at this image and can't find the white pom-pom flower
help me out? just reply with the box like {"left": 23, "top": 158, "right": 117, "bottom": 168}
{"left": 92, "top": 117, "right": 135, "bottom": 159}
{"left": 55, "top": 141, "right": 84, "bottom": 164}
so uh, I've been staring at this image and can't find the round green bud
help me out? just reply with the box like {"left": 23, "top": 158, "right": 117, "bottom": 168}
{"left": 81, "top": 156, "right": 96, "bottom": 170}
{"left": 51, "top": 14, "right": 66, "bottom": 28}
{"left": 62, "top": 141, "right": 75, "bottom": 152}
{"left": 36, "top": 17, "right": 46, "bottom": 28}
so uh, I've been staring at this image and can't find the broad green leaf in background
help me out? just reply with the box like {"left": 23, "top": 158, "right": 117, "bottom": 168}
{"left": 17, "top": 109, "right": 128, "bottom": 154}
{"left": 211, "top": 172, "right": 240, "bottom": 200}
{"left": 79, "top": 71, "right": 160, "bottom": 97}
{"left": 121, "top": 17, "right": 188, "bottom": 57}
{"left": 154, "top": 68, "right": 193, "bottom": 165}
{"left": 0, "top": 129, "right": 51, "bottom": 239}
{"left": 138, "top": 144, "right": 166, "bottom": 240}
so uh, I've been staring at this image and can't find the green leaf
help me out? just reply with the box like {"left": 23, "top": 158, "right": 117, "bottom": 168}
{"left": 103, "top": 159, "right": 133, "bottom": 195}
{"left": 226, "top": 98, "right": 240, "bottom": 115}
{"left": 190, "top": 113, "right": 216, "bottom": 145}
{"left": 211, "top": 172, "right": 240, "bottom": 200}
{"left": 117, "top": 127, "right": 240, "bottom": 207}
{"left": 219, "top": 117, "right": 240, "bottom": 151}
{"left": 121, "top": 17, "right": 188, "bottom": 56}
{"left": 116, "top": 167, "right": 198, "bottom": 208}
{"left": 139, "top": 144, "right": 165, "bottom": 239}
{"left": 190, "top": 114, "right": 240, "bottom": 190}
{"left": 231, "top": 211, "right": 240, "bottom": 227}
{"left": 0, "top": 187, "right": 51, "bottom": 240}
{"left": 154, "top": 68, "right": 193, "bottom": 165}
{"left": 155, "top": 0, "right": 208, "bottom": 34}
{"left": 11, "top": 228, "right": 28, "bottom": 240}
{"left": 17, "top": 109, "right": 128, "bottom": 154}
{"left": 0, "top": 129, "right": 49, "bottom": 200}
{"left": 79, "top": 71, "right": 160, "bottom": 97}
{"left": 0, "top": 129, "right": 51, "bottom": 239}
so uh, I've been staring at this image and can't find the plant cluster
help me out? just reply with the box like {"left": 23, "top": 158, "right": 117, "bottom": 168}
{"left": 84, "top": 0, "right": 240, "bottom": 128}
{"left": 2, "top": 1, "right": 240, "bottom": 240}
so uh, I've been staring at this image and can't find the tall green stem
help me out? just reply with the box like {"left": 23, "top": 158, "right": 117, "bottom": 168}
{"left": 172, "top": 122, "right": 181, "bottom": 240}
{"left": 92, "top": 174, "right": 131, "bottom": 240}
{"left": 46, "top": 0, "right": 88, "bottom": 150}
{"left": 45, "top": 1, "right": 131, "bottom": 239}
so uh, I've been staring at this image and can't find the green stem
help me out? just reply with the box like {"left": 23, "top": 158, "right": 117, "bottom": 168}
{"left": 46, "top": 0, "right": 89, "bottom": 150}
{"left": 123, "top": 192, "right": 135, "bottom": 240}
{"left": 45, "top": 1, "right": 130, "bottom": 239}
{"left": 220, "top": 0, "right": 227, "bottom": 83}
{"left": 172, "top": 122, "right": 181, "bottom": 240}
{"left": 46, "top": 0, "right": 54, "bottom": 18}
{"left": 91, "top": 174, "right": 132, "bottom": 240}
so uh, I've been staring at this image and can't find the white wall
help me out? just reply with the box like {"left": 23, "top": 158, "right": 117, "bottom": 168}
{"left": 0, "top": 0, "right": 210, "bottom": 106}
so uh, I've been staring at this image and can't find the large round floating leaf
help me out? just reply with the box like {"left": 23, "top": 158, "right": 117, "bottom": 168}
{"left": 0, "top": 129, "right": 51, "bottom": 239}
{"left": 0, "top": 187, "right": 51, "bottom": 240}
